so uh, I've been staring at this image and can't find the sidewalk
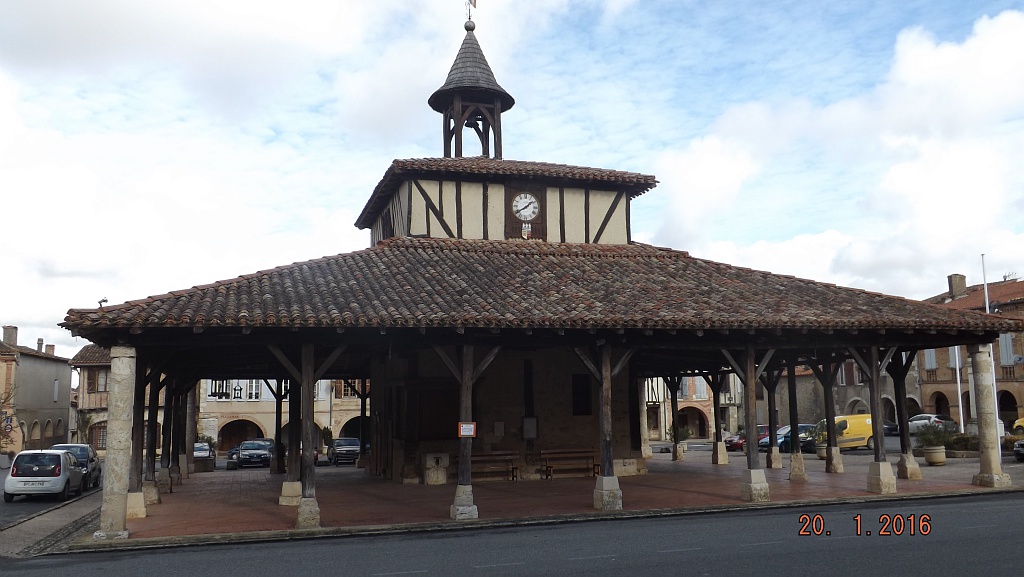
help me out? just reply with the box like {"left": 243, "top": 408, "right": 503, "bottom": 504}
{"left": 4, "top": 448, "right": 1022, "bottom": 557}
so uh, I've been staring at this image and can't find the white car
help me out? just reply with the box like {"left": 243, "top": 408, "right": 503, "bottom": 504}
{"left": 906, "top": 413, "right": 957, "bottom": 434}
{"left": 4, "top": 449, "right": 88, "bottom": 503}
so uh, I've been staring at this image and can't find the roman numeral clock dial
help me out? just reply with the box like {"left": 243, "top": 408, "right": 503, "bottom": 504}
{"left": 512, "top": 193, "right": 539, "bottom": 221}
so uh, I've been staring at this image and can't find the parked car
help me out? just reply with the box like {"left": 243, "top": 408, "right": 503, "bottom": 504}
{"left": 758, "top": 425, "right": 791, "bottom": 451}
{"left": 328, "top": 437, "right": 361, "bottom": 465}
{"left": 882, "top": 421, "right": 899, "bottom": 436}
{"left": 231, "top": 440, "right": 272, "bottom": 468}
{"left": 725, "top": 425, "right": 768, "bottom": 452}
{"left": 777, "top": 424, "right": 815, "bottom": 453}
{"left": 1011, "top": 417, "right": 1024, "bottom": 436}
{"left": 906, "top": 414, "right": 956, "bottom": 434}
{"left": 4, "top": 449, "right": 88, "bottom": 502}
{"left": 1014, "top": 439, "right": 1024, "bottom": 462}
{"left": 193, "top": 442, "right": 214, "bottom": 459}
{"left": 49, "top": 443, "right": 102, "bottom": 489}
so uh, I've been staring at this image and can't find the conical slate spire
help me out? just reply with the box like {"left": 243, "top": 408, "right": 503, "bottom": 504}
{"left": 428, "top": 21, "right": 515, "bottom": 113}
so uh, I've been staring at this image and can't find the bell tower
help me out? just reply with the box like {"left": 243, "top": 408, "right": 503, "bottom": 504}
{"left": 428, "top": 21, "right": 515, "bottom": 159}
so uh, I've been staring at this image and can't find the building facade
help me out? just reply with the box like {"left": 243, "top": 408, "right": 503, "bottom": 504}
{"left": 919, "top": 274, "right": 1024, "bottom": 432}
{"left": 1, "top": 326, "right": 72, "bottom": 452}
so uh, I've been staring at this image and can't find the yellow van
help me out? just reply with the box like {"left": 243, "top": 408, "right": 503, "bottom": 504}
{"left": 813, "top": 414, "right": 877, "bottom": 451}
{"left": 834, "top": 414, "right": 876, "bottom": 451}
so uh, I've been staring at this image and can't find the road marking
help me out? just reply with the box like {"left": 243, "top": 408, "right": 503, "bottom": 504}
{"left": 473, "top": 562, "right": 525, "bottom": 568}
{"left": 568, "top": 554, "right": 616, "bottom": 561}
{"left": 657, "top": 547, "right": 703, "bottom": 553}
{"left": 372, "top": 571, "right": 429, "bottom": 576}
{"left": 741, "top": 541, "right": 783, "bottom": 547}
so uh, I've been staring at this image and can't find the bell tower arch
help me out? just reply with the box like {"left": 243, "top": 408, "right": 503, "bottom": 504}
{"left": 428, "top": 21, "right": 515, "bottom": 159}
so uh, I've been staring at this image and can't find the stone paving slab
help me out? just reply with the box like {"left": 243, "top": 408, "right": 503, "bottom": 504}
{"left": 3, "top": 448, "right": 1021, "bottom": 557}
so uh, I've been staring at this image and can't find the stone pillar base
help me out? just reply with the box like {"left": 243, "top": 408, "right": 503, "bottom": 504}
{"left": 711, "top": 442, "right": 729, "bottom": 465}
{"left": 279, "top": 481, "right": 302, "bottom": 506}
{"left": 156, "top": 469, "right": 171, "bottom": 494}
{"left": 766, "top": 447, "right": 782, "bottom": 469}
{"left": 788, "top": 453, "right": 807, "bottom": 482}
{"left": 896, "top": 453, "right": 922, "bottom": 480}
{"left": 826, "top": 448, "right": 844, "bottom": 473}
{"left": 641, "top": 445, "right": 653, "bottom": 459}
{"left": 169, "top": 465, "right": 181, "bottom": 486}
{"left": 867, "top": 461, "right": 897, "bottom": 494}
{"left": 973, "top": 473, "right": 1011, "bottom": 488}
{"left": 673, "top": 445, "right": 686, "bottom": 461}
{"left": 178, "top": 455, "right": 189, "bottom": 479}
{"left": 424, "top": 467, "right": 447, "bottom": 485}
{"left": 450, "top": 484, "right": 478, "bottom": 520}
{"left": 295, "top": 497, "right": 320, "bottom": 529}
{"left": 593, "top": 475, "right": 623, "bottom": 511}
{"left": 142, "top": 481, "right": 161, "bottom": 506}
{"left": 125, "top": 491, "right": 147, "bottom": 519}
{"left": 740, "top": 468, "right": 770, "bottom": 502}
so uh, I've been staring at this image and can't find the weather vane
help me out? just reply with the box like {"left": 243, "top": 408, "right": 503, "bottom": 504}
{"left": 467, "top": 0, "right": 476, "bottom": 20}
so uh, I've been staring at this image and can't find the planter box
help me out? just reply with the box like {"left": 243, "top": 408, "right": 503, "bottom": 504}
{"left": 945, "top": 450, "right": 980, "bottom": 458}
{"left": 194, "top": 457, "right": 215, "bottom": 472}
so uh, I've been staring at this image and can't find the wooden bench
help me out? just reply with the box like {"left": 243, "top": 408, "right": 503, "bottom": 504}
{"left": 464, "top": 451, "right": 518, "bottom": 481}
{"left": 540, "top": 449, "right": 600, "bottom": 479}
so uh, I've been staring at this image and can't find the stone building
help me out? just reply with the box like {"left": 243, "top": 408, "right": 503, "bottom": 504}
{"left": 61, "top": 20, "right": 1021, "bottom": 537}
{"left": 919, "top": 274, "right": 1024, "bottom": 432}
{"left": 1, "top": 325, "right": 72, "bottom": 452}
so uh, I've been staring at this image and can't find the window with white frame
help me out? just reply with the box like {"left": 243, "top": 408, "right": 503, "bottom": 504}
{"left": 924, "top": 349, "right": 938, "bottom": 370}
{"left": 948, "top": 346, "right": 962, "bottom": 368}
{"left": 247, "top": 380, "right": 261, "bottom": 400}
{"left": 209, "top": 380, "right": 231, "bottom": 400}
{"left": 998, "top": 334, "right": 1014, "bottom": 366}
{"left": 694, "top": 380, "right": 708, "bottom": 400}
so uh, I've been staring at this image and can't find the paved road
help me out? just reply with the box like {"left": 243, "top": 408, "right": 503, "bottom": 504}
{"left": 2, "top": 493, "right": 1021, "bottom": 576}
{"left": 1, "top": 467, "right": 102, "bottom": 530}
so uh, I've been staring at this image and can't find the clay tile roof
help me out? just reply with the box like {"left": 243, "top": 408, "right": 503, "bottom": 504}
{"left": 69, "top": 344, "right": 111, "bottom": 366}
{"left": 931, "top": 279, "right": 1024, "bottom": 311}
{"left": 428, "top": 21, "right": 514, "bottom": 113}
{"left": 61, "top": 237, "right": 1023, "bottom": 335}
{"left": 356, "top": 157, "right": 658, "bottom": 229}
{"left": 0, "top": 340, "right": 70, "bottom": 361}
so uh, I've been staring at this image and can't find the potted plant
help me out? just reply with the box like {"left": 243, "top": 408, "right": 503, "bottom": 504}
{"left": 810, "top": 421, "right": 828, "bottom": 460}
{"left": 915, "top": 423, "right": 953, "bottom": 466}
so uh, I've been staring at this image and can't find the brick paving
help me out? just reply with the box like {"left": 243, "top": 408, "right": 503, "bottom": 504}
{"left": 123, "top": 447, "right": 1024, "bottom": 541}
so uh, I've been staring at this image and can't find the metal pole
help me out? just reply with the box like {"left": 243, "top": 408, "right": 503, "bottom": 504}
{"left": 954, "top": 346, "right": 964, "bottom": 433}
{"left": 982, "top": 254, "right": 1002, "bottom": 438}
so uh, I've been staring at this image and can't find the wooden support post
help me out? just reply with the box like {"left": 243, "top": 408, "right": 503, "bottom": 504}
{"left": 600, "top": 344, "right": 614, "bottom": 476}
{"left": 144, "top": 375, "right": 162, "bottom": 482}
{"left": 300, "top": 344, "right": 316, "bottom": 498}
{"left": 663, "top": 376, "right": 682, "bottom": 461}
{"left": 744, "top": 347, "right": 759, "bottom": 470}
{"left": 129, "top": 362, "right": 147, "bottom": 492}
{"left": 458, "top": 344, "right": 474, "bottom": 487}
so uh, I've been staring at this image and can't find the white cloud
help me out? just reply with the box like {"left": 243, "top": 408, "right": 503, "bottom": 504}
{"left": 650, "top": 7, "right": 1024, "bottom": 299}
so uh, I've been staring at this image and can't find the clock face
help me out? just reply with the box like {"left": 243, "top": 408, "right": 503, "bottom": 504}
{"left": 512, "top": 192, "right": 540, "bottom": 222}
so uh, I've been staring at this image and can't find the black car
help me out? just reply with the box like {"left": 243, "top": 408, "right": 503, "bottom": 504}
{"left": 328, "top": 438, "right": 361, "bottom": 466}
{"left": 50, "top": 443, "right": 102, "bottom": 489}
{"left": 233, "top": 440, "right": 271, "bottom": 468}
{"left": 1014, "top": 439, "right": 1024, "bottom": 463}
{"left": 882, "top": 420, "right": 899, "bottom": 436}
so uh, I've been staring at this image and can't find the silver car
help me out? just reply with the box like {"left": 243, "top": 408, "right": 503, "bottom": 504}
{"left": 4, "top": 449, "right": 88, "bottom": 502}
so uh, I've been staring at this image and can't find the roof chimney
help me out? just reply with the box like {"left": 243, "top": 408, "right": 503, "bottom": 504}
{"left": 37, "top": 338, "right": 44, "bottom": 352}
{"left": 45, "top": 344, "right": 55, "bottom": 355}
{"left": 2, "top": 325, "right": 16, "bottom": 346}
{"left": 948, "top": 274, "right": 967, "bottom": 298}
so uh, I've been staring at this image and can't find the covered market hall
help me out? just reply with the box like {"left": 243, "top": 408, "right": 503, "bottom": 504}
{"left": 62, "top": 20, "right": 1021, "bottom": 538}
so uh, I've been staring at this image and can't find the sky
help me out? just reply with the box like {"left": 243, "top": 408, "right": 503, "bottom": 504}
{"left": 2, "top": 0, "right": 1023, "bottom": 362}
